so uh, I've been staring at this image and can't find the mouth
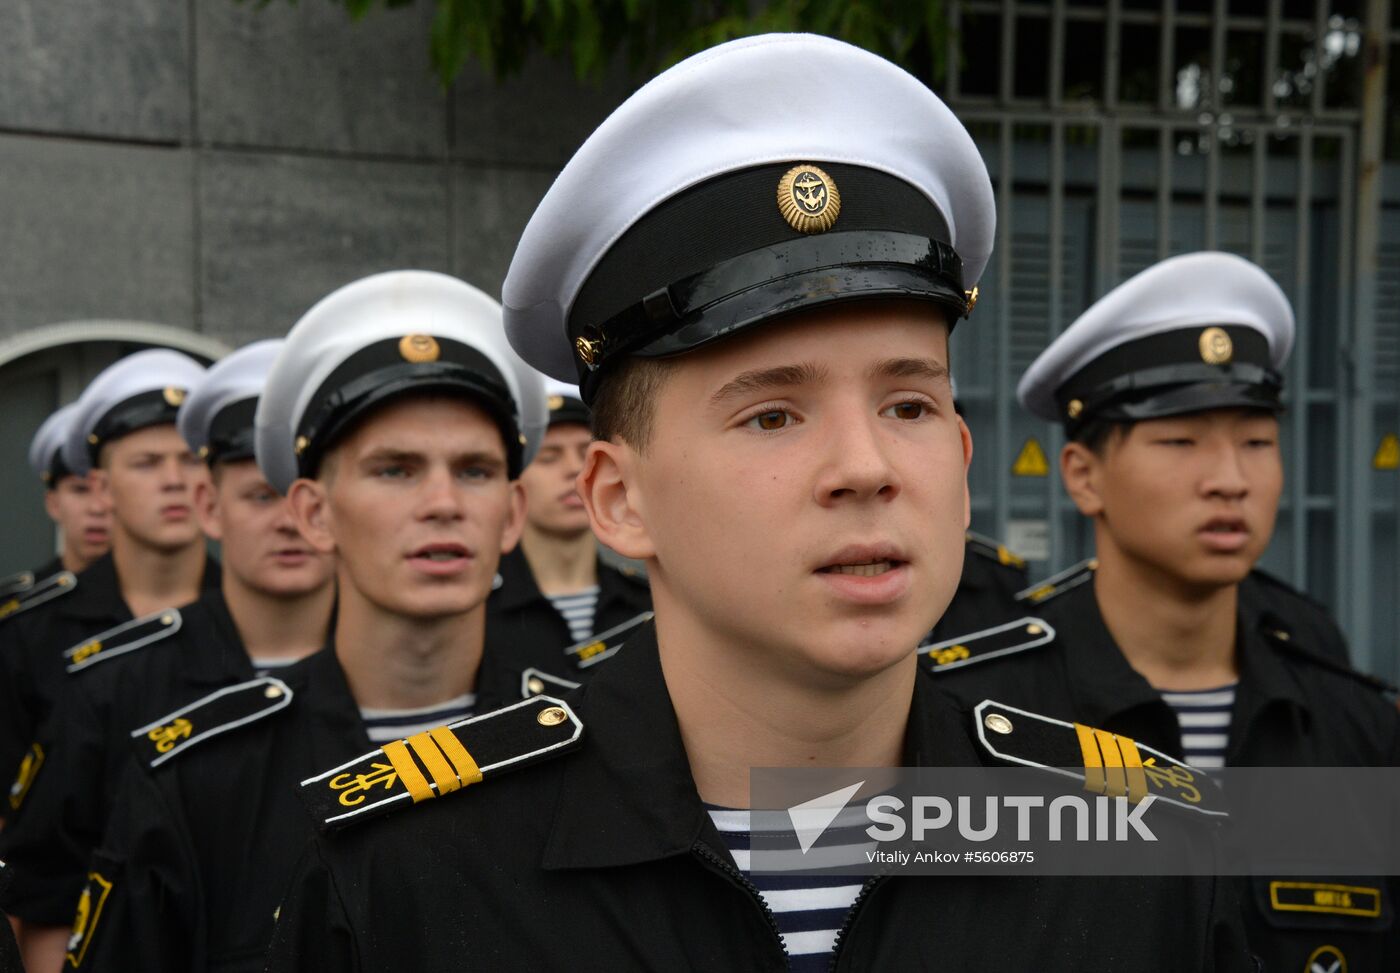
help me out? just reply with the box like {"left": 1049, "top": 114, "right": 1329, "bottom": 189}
{"left": 1197, "top": 516, "right": 1250, "bottom": 553}
{"left": 161, "top": 505, "right": 190, "bottom": 518}
{"left": 817, "top": 559, "right": 901, "bottom": 577}
{"left": 1199, "top": 516, "right": 1247, "bottom": 536}
{"left": 407, "top": 542, "right": 471, "bottom": 563}
{"left": 816, "top": 544, "right": 909, "bottom": 576}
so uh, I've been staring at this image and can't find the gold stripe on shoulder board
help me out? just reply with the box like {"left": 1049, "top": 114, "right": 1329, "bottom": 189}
{"left": 301, "top": 695, "right": 583, "bottom": 833}
{"left": 972, "top": 699, "right": 1225, "bottom": 817}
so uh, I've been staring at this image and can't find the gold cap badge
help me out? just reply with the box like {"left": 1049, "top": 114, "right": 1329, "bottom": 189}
{"left": 777, "top": 164, "right": 841, "bottom": 234}
{"left": 163, "top": 387, "right": 185, "bottom": 407}
{"left": 547, "top": 395, "right": 565, "bottom": 411}
{"left": 1198, "top": 327, "right": 1233, "bottom": 365}
{"left": 398, "top": 334, "right": 441, "bottom": 364}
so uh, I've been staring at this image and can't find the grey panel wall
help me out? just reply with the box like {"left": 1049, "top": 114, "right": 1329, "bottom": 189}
{"left": 0, "top": 0, "right": 643, "bottom": 350}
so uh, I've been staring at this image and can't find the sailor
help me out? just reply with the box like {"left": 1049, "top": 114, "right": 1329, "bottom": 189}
{"left": 0, "top": 340, "right": 335, "bottom": 971}
{"left": 0, "top": 350, "right": 219, "bottom": 825}
{"left": 486, "top": 376, "right": 651, "bottom": 683}
{"left": 932, "top": 251, "right": 1399, "bottom": 970}
{"left": 71, "top": 271, "right": 575, "bottom": 971}
{"left": 26, "top": 401, "right": 113, "bottom": 579}
{"left": 266, "top": 36, "right": 1250, "bottom": 972}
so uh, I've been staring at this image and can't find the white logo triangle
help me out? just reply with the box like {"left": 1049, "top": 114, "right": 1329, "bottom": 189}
{"left": 787, "top": 780, "right": 865, "bottom": 854}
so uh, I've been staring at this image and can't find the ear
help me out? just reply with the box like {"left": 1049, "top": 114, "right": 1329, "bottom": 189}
{"left": 43, "top": 489, "right": 62, "bottom": 521}
{"left": 287, "top": 478, "right": 336, "bottom": 555}
{"left": 957, "top": 414, "right": 973, "bottom": 529}
{"left": 498, "top": 480, "right": 527, "bottom": 555}
{"left": 193, "top": 476, "right": 223, "bottom": 541}
{"left": 1060, "top": 442, "right": 1105, "bottom": 517}
{"left": 578, "top": 440, "right": 655, "bottom": 561}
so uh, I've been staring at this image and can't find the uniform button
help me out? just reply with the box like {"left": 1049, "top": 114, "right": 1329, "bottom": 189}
{"left": 527, "top": 677, "right": 545, "bottom": 695}
{"left": 265, "top": 685, "right": 284, "bottom": 699}
{"left": 984, "top": 713, "right": 1014, "bottom": 735}
{"left": 1026, "top": 624, "right": 1043, "bottom": 636}
{"left": 537, "top": 706, "right": 568, "bottom": 726}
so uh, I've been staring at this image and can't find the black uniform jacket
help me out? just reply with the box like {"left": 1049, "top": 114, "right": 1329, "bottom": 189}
{"left": 931, "top": 578, "right": 1400, "bottom": 972}
{"left": 264, "top": 623, "right": 1252, "bottom": 973}
{"left": 0, "top": 862, "right": 22, "bottom": 973}
{"left": 0, "top": 589, "right": 260, "bottom": 924}
{"left": 928, "top": 537, "right": 1029, "bottom": 643}
{"left": 485, "top": 546, "right": 651, "bottom": 680}
{"left": 0, "top": 551, "right": 220, "bottom": 812}
{"left": 76, "top": 632, "right": 559, "bottom": 973}
{"left": 1239, "top": 568, "right": 1353, "bottom": 665}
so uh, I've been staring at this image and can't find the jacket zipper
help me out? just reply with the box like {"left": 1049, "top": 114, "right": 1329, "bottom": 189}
{"left": 827, "top": 870, "right": 890, "bottom": 972}
{"left": 691, "top": 841, "right": 791, "bottom": 966}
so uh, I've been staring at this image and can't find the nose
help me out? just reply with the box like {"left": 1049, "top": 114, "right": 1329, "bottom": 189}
{"left": 418, "top": 463, "right": 465, "bottom": 522}
{"left": 161, "top": 456, "right": 188, "bottom": 490}
{"left": 273, "top": 497, "right": 302, "bottom": 537}
{"left": 813, "top": 408, "right": 900, "bottom": 506}
{"left": 1200, "top": 440, "right": 1249, "bottom": 500}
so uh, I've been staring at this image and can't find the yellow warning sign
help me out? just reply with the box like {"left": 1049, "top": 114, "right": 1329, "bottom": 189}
{"left": 1374, "top": 433, "right": 1400, "bottom": 471}
{"left": 1012, "top": 437, "right": 1050, "bottom": 477}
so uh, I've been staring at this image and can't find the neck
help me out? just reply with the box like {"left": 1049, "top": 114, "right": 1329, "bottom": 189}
{"left": 1092, "top": 539, "right": 1240, "bottom": 691}
{"left": 60, "top": 541, "right": 89, "bottom": 575}
{"left": 332, "top": 570, "right": 485, "bottom": 710}
{"left": 111, "top": 528, "right": 207, "bottom": 618}
{"left": 652, "top": 587, "right": 913, "bottom": 809}
{"left": 520, "top": 527, "right": 597, "bottom": 595}
{"left": 222, "top": 574, "right": 335, "bottom": 664}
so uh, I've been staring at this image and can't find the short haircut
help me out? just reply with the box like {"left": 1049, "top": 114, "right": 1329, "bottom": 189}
{"left": 1071, "top": 417, "right": 1132, "bottom": 455}
{"left": 589, "top": 356, "right": 678, "bottom": 451}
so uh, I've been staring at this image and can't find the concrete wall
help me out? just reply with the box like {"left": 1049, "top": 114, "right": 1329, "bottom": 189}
{"left": 0, "top": 0, "right": 640, "bottom": 344}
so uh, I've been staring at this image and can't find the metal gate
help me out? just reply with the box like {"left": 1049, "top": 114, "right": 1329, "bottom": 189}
{"left": 940, "top": 0, "right": 1398, "bottom": 680}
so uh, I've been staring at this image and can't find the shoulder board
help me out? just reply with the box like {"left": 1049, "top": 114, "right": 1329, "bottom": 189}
{"left": 129, "top": 676, "right": 293, "bottom": 768}
{"left": 300, "top": 695, "right": 583, "bottom": 833}
{"left": 64, "top": 608, "right": 182, "bottom": 674}
{"left": 972, "top": 699, "right": 1227, "bottom": 819}
{"left": 565, "top": 610, "right": 653, "bottom": 671}
{"left": 1260, "top": 621, "right": 1398, "bottom": 696}
{"left": 1247, "top": 568, "right": 1331, "bottom": 614}
{"left": 919, "top": 617, "right": 1055, "bottom": 673}
{"left": 1015, "top": 558, "right": 1097, "bottom": 605}
{"left": 0, "top": 570, "right": 36, "bottom": 599}
{"left": 0, "top": 571, "right": 76, "bottom": 622}
{"left": 965, "top": 531, "right": 1026, "bottom": 570}
{"left": 521, "top": 667, "right": 582, "bottom": 698}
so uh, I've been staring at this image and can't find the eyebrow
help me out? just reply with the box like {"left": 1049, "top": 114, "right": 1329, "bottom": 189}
{"left": 868, "top": 357, "right": 950, "bottom": 383}
{"left": 358, "top": 448, "right": 504, "bottom": 467}
{"left": 709, "top": 362, "right": 830, "bottom": 406}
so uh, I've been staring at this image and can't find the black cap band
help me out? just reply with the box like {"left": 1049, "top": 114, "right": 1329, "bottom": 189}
{"left": 547, "top": 395, "right": 590, "bottom": 428}
{"left": 1055, "top": 325, "right": 1283, "bottom": 434}
{"left": 569, "top": 163, "right": 970, "bottom": 402}
{"left": 41, "top": 450, "right": 71, "bottom": 487}
{"left": 204, "top": 398, "right": 259, "bottom": 467}
{"left": 296, "top": 337, "right": 523, "bottom": 480}
{"left": 88, "top": 390, "right": 184, "bottom": 463}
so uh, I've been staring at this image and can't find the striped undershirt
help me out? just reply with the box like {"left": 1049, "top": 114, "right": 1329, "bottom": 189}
{"left": 546, "top": 586, "right": 600, "bottom": 643}
{"left": 1159, "top": 684, "right": 1237, "bottom": 770}
{"left": 707, "top": 805, "right": 870, "bottom": 970}
{"left": 249, "top": 657, "right": 299, "bottom": 676}
{"left": 358, "top": 694, "right": 476, "bottom": 744}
